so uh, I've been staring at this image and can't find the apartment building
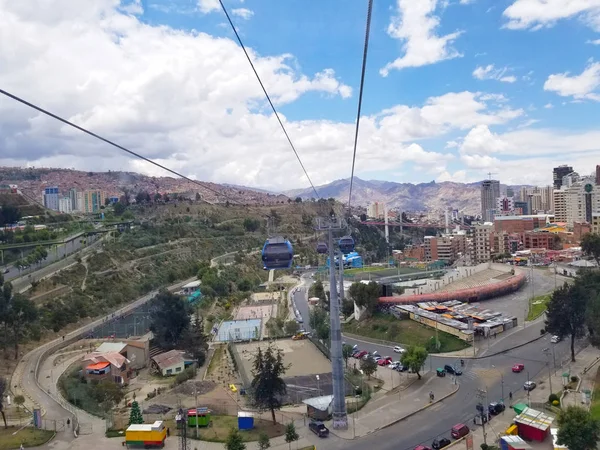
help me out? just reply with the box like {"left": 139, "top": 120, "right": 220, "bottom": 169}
{"left": 58, "top": 197, "right": 72, "bottom": 214}
{"left": 367, "top": 202, "right": 386, "bottom": 219}
{"left": 553, "top": 189, "right": 567, "bottom": 223}
{"left": 473, "top": 223, "right": 493, "bottom": 263}
{"left": 493, "top": 215, "right": 553, "bottom": 234}
{"left": 565, "top": 178, "right": 600, "bottom": 227}
{"left": 43, "top": 186, "right": 59, "bottom": 211}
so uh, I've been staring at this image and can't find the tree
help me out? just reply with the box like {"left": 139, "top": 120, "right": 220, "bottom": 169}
{"left": 113, "top": 202, "right": 126, "bottom": 215}
{"left": 311, "top": 280, "right": 327, "bottom": 305}
{"left": 257, "top": 432, "right": 271, "bottom": 450}
{"left": 284, "top": 320, "right": 299, "bottom": 336}
{"left": 309, "top": 308, "right": 330, "bottom": 341}
{"left": 0, "top": 205, "right": 22, "bottom": 227}
{"left": 348, "top": 281, "right": 381, "bottom": 316}
{"left": 251, "top": 344, "right": 289, "bottom": 423}
{"left": 128, "top": 400, "right": 144, "bottom": 425}
{"left": 90, "top": 380, "right": 124, "bottom": 411}
{"left": 8, "top": 294, "right": 38, "bottom": 357}
{"left": 556, "top": 405, "right": 600, "bottom": 450}
{"left": 294, "top": 197, "right": 303, "bottom": 203}
{"left": 341, "top": 299, "right": 355, "bottom": 318}
{"left": 242, "top": 218, "right": 260, "bottom": 232}
{"left": 149, "top": 290, "right": 191, "bottom": 350}
{"left": 180, "top": 314, "right": 209, "bottom": 366}
{"left": 360, "top": 356, "right": 378, "bottom": 379}
{"left": 0, "top": 377, "right": 6, "bottom": 428}
{"left": 14, "top": 395, "right": 25, "bottom": 410}
{"left": 401, "top": 346, "right": 428, "bottom": 379}
{"left": 342, "top": 344, "right": 354, "bottom": 368}
{"left": 284, "top": 422, "right": 299, "bottom": 450}
{"left": 545, "top": 282, "right": 587, "bottom": 362}
{"left": 581, "top": 232, "right": 600, "bottom": 267}
{"left": 225, "top": 427, "right": 246, "bottom": 450}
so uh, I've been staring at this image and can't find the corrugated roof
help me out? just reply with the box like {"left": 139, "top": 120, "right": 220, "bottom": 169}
{"left": 182, "top": 280, "right": 201, "bottom": 289}
{"left": 302, "top": 395, "right": 334, "bottom": 411}
{"left": 82, "top": 351, "right": 129, "bottom": 368}
{"left": 96, "top": 342, "right": 127, "bottom": 353}
{"left": 86, "top": 361, "right": 110, "bottom": 370}
{"left": 515, "top": 407, "right": 554, "bottom": 431}
{"left": 500, "top": 436, "right": 532, "bottom": 449}
{"left": 152, "top": 350, "right": 185, "bottom": 369}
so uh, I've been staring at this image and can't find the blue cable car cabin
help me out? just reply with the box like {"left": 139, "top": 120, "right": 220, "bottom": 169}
{"left": 316, "top": 242, "right": 328, "bottom": 254}
{"left": 338, "top": 235, "right": 355, "bottom": 254}
{"left": 262, "top": 237, "right": 294, "bottom": 270}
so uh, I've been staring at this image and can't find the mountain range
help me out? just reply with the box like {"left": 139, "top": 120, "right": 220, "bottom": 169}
{"left": 284, "top": 177, "right": 521, "bottom": 216}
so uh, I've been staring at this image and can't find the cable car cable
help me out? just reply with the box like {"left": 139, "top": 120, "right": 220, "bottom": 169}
{"left": 218, "top": 0, "right": 320, "bottom": 200}
{"left": 0, "top": 88, "right": 244, "bottom": 205}
{"left": 347, "top": 0, "right": 373, "bottom": 212}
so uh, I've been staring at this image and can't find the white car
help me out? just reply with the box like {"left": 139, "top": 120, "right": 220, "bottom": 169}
{"left": 551, "top": 335, "right": 561, "bottom": 344}
{"left": 393, "top": 346, "right": 405, "bottom": 353}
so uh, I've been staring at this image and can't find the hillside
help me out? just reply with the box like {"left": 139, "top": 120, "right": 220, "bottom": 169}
{"left": 0, "top": 167, "right": 288, "bottom": 205}
{"left": 285, "top": 178, "right": 526, "bottom": 215}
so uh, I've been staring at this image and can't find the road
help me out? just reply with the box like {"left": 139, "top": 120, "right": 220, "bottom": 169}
{"left": 2, "top": 232, "right": 101, "bottom": 282}
{"left": 291, "top": 271, "right": 579, "bottom": 450}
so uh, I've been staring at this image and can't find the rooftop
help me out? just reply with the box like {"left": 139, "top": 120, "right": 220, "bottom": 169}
{"left": 96, "top": 342, "right": 127, "bottom": 353}
{"left": 152, "top": 350, "right": 186, "bottom": 369}
{"left": 302, "top": 395, "right": 334, "bottom": 411}
{"left": 514, "top": 407, "right": 554, "bottom": 431}
{"left": 82, "top": 351, "right": 129, "bottom": 368}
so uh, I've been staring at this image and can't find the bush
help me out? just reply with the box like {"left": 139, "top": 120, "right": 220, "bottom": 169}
{"left": 552, "top": 399, "right": 560, "bottom": 406}
{"left": 540, "top": 328, "right": 546, "bottom": 335}
{"left": 571, "top": 375, "right": 579, "bottom": 383}
{"left": 549, "top": 393, "right": 559, "bottom": 403}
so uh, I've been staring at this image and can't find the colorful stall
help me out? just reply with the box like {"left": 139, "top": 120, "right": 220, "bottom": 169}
{"left": 187, "top": 407, "right": 211, "bottom": 427}
{"left": 125, "top": 421, "right": 167, "bottom": 448}
{"left": 514, "top": 407, "right": 553, "bottom": 442}
{"left": 238, "top": 412, "right": 254, "bottom": 430}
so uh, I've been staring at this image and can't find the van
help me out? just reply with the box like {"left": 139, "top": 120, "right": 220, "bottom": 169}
{"left": 451, "top": 423, "right": 469, "bottom": 439}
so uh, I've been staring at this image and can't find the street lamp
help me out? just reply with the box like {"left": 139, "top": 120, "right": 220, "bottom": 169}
{"left": 316, "top": 375, "right": 320, "bottom": 396}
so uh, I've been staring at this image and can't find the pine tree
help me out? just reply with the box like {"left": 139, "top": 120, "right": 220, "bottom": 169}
{"left": 129, "top": 401, "right": 144, "bottom": 425}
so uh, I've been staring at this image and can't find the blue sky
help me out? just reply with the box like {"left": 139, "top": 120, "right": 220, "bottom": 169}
{"left": 2, "top": 0, "right": 600, "bottom": 190}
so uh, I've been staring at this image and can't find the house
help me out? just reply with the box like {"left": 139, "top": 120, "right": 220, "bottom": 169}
{"left": 95, "top": 339, "right": 150, "bottom": 370}
{"left": 302, "top": 395, "right": 333, "bottom": 421}
{"left": 151, "top": 350, "right": 194, "bottom": 376}
{"left": 82, "top": 351, "right": 131, "bottom": 385}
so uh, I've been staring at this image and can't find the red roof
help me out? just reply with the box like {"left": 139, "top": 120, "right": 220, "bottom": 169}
{"left": 86, "top": 361, "right": 110, "bottom": 370}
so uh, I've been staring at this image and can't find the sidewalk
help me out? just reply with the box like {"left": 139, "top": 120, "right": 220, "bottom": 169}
{"left": 329, "top": 372, "right": 460, "bottom": 439}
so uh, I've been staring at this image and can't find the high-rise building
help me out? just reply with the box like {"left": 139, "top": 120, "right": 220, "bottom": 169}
{"left": 565, "top": 178, "right": 600, "bottom": 227}
{"left": 43, "top": 187, "right": 59, "bottom": 211}
{"left": 69, "top": 188, "right": 78, "bottom": 211}
{"left": 506, "top": 187, "right": 514, "bottom": 198}
{"left": 496, "top": 196, "right": 514, "bottom": 215}
{"left": 562, "top": 172, "right": 580, "bottom": 188}
{"left": 553, "top": 165, "right": 574, "bottom": 189}
{"left": 481, "top": 180, "right": 500, "bottom": 222}
{"left": 82, "top": 190, "right": 106, "bottom": 213}
{"left": 553, "top": 189, "right": 567, "bottom": 223}
{"left": 596, "top": 165, "right": 600, "bottom": 185}
{"left": 514, "top": 201, "right": 528, "bottom": 215}
{"left": 474, "top": 223, "right": 493, "bottom": 263}
{"left": 76, "top": 191, "right": 85, "bottom": 212}
{"left": 367, "top": 202, "right": 386, "bottom": 219}
{"left": 58, "top": 197, "right": 72, "bottom": 214}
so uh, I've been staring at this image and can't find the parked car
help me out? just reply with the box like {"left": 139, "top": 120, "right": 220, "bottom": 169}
{"left": 551, "top": 335, "right": 561, "bottom": 344}
{"left": 377, "top": 358, "right": 390, "bottom": 366}
{"left": 488, "top": 402, "right": 505, "bottom": 415}
{"left": 2, "top": 268, "right": 9, "bottom": 274}
{"left": 356, "top": 351, "right": 368, "bottom": 359}
{"left": 512, "top": 363, "right": 525, "bottom": 373}
{"left": 372, "top": 356, "right": 382, "bottom": 362}
{"left": 444, "top": 364, "right": 462, "bottom": 376}
{"left": 432, "top": 437, "right": 451, "bottom": 450}
{"left": 309, "top": 421, "right": 329, "bottom": 438}
{"left": 414, "top": 446, "right": 432, "bottom": 450}
{"left": 450, "top": 423, "right": 470, "bottom": 439}
{"left": 524, "top": 381, "right": 536, "bottom": 391}
{"left": 383, "top": 356, "right": 393, "bottom": 363}
{"left": 389, "top": 362, "right": 400, "bottom": 370}
{"left": 393, "top": 346, "right": 405, "bottom": 353}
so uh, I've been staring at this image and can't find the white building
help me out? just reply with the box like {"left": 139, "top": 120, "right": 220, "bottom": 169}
{"left": 367, "top": 202, "right": 386, "bottom": 219}
{"left": 565, "top": 178, "right": 600, "bottom": 228}
{"left": 496, "top": 196, "right": 514, "bottom": 215}
{"left": 43, "top": 187, "right": 59, "bottom": 211}
{"left": 58, "top": 197, "right": 72, "bottom": 214}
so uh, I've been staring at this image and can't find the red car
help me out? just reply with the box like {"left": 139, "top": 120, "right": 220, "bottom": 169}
{"left": 377, "top": 358, "right": 390, "bottom": 366}
{"left": 512, "top": 363, "right": 525, "bottom": 373}
{"left": 355, "top": 351, "right": 368, "bottom": 359}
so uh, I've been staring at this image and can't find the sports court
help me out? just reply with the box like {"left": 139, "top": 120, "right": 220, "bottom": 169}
{"left": 216, "top": 319, "right": 262, "bottom": 342}
{"left": 234, "top": 304, "right": 278, "bottom": 338}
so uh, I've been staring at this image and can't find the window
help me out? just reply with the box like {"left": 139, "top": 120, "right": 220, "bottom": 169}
{"left": 166, "top": 369, "right": 172, "bottom": 375}
{"left": 176, "top": 367, "right": 182, "bottom": 372}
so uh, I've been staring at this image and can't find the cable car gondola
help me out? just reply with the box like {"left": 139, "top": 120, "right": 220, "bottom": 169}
{"left": 316, "top": 242, "right": 328, "bottom": 254}
{"left": 338, "top": 235, "right": 355, "bottom": 254}
{"left": 262, "top": 236, "right": 294, "bottom": 270}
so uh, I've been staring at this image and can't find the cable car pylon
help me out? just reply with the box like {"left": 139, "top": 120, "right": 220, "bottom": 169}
{"left": 314, "top": 214, "right": 348, "bottom": 430}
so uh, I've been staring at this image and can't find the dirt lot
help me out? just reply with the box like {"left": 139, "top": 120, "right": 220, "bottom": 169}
{"left": 234, "top": 339, "right": 331, "bottom": 378}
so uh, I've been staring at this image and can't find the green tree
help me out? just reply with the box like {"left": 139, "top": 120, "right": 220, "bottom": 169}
{"left": 251, "top": 344, "right": 289, "bottom": 424}
{"left": 310, "top": 280, "right": 327, "bottom": 306}
{"left": 113, "top": 202, "right": 126, "bottom": 215}
{"left": 581, "top": 232, "right": 600, "bottom": 267}
{"left": 149, "top": 290, "right": 191, "bottom": 349}
{"left": 225, "top": 428, "right": 246, "bottom": 450}
{"left": 90, "top": 380, "right": 124, "bottom": 411}
{"left": 9, "top": 294, "right": 38, "bottom": 357}
{"left": 342, "top": 344, "right": 354, "bottom": 368}
{"left": 242, "top": 218, "right": 260, "bottom": 232}
{"left": 348, "top": 281, "right": 381, "bottom": 316}
{"left": 14, "top": 395, "right": 25, "bottom": 411}
{"left": 360, "top": 355, "right": 378, "bottom": 379}
{"left": 0, "top": 377, "right": 6, "bottom": 428}
{"left": 128, "top": 400, "right": 144, "bottom": 425}
{"left": 0, "top": 205, "right": 22, "bottom": 227}
{"left": 341, "top": 299, "right": 355, "bottom": 318}
{"left": 401, "top": 346, "right": 428, "bottom": 379}
{"left": 257, "top": 432, "right": 271, "bottom": 450}
{"left": 556, "top": 405, "right": 600, "bottom": 450}
{"left": 309, "top": 308, "right": 330, "bottom": 341}
{"left": 284, "top": 320, "right": 299, "bottom": 336}
{"left": 180, "top": 314, "right": 209, "bottom": 366}
{"left": 545, "top": 282, "right": 587, "bottom": 362}
{"left": 284, "top": 422, "right": 299, "bottom": 450}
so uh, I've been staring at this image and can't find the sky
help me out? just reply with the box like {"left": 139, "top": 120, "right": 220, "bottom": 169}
{"left": 1, "top": 0, "right": 600, "bottom": 192}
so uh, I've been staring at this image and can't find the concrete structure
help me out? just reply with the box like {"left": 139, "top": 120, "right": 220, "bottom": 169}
{"left": 493, "top": 215, "right": 553, "bottom": 234}
{"left": 514, "top": 201, "right": 528, "bottom": 215}
{"left": 82, "top": 189, "right": 106, "bottom": 213}
{"left": 474, "top": 223, "right": 493, "bottom": 263}
{"left": 423, "top": 233, "right": 467, "bottom": 264}
{"left": 303, "top": 395, "right": 333, "bottom": 421}
{"left": 481, "top": 180, "right": 500, "bottom": 222}
{"left": 496, "top": 196, "right": 514, "bottom": 215}
{"left": 58, "top": 196, "right": 72, "bottom": 213}
{"left": 523, "top": 231, "right": 557, "bottom": 250}
{"left": 151, "top": 349, "right": 186, "bottom": 376}
{"left": 367, "top": 201, "right": 386, "bottom": 219}
{"left": 553, "top": 189, "right": 567, "bottom": 222}
{"left": 43, "top": 186, "right": 59, "bottom": 211}
{"left": 216, "top": 319, "right": 262, "bottom": 342}
{"left": 553, "top": 164, "right": 573, "bottom": 189}
{"left": 68, "top": 188, "right": 78, "bottom": 211}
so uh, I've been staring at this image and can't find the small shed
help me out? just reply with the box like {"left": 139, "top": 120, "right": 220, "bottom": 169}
{"left": 303, "top": 395, "right": 334, "bottom": 421}
{"left": 550, "top": 428, "right": 568, "bottom": 450}
{"left": 238, "top": 411, "right": 254, "bottom": 430}
{"left": 500, "top": 435, "right": 532, "bottom": 450}
{"left": 512, "top": 403, "right": 528, "bottom": 415}
{"left": 187, "top": 407, "right": 211, "bottom": 427}
{"left": 125, "top": 420, "right": 166, "bottom": 448}
{"left": 514, "top": 407, "right": 553, "bottom": 442}
{"left": 151, "top": 350, "right": 186, "bottom": 376}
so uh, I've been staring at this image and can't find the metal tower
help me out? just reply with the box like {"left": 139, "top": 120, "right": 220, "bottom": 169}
{"left": 176, "top": 408, "right": 188, "bottom": 450}
{"left": 316, "top": 215, "right": 348, "bottom": 429}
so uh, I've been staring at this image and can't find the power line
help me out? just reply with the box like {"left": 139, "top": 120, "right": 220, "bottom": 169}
{"left": 217, "top": 0, "right": 320, "bottom": 200}
{"left": 347, "top": 0, "right": 373, "bottom": 212}
{"left": 0, "top": 88, "right": 242, "bottom": 205}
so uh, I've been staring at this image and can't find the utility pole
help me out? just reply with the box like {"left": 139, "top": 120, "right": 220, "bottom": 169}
{"left": 476, "top": 388, "right": 488, "bottom": 445}
{"left": 339, "top": 249, "right": 345, "bottom": 305}
{"left": 543, "top": 348, "right": 553, "bottom": 394}
{"left": 316, "top": 215, "right": 348, "bottom": 430}
{"left": 194, "top": 384, "right": 199, "bottom": 438}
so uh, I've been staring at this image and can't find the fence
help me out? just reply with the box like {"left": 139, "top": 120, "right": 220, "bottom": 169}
{"left": 227, "top": 342, "right": 251, "bottom": 389}
{"left": 307, "top": 335, "right": 330, "bottom": 359}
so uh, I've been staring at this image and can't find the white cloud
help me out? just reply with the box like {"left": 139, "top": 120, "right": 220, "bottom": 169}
{"left": 197, "top": 0, "right": 220, "bottom": 14}
{"left": 472, "top": 64, "right": 517, "bottom": 83}
{"left": 380, "top": 0, "right": 463, "bottom": 76}
{"left": 231, "top": 8, "right": 253, "bottom": 20}
{"left": 544, "top": 61, "right": 600, "bottom": 101}
{"left": 459, "top": 125, "right": 511, "bottom": 155}
{"left": 459, "top": 0, "right": 476, "bottom": 4}
{"left": 503, "top": 0, "right": 600, "bottom": 31}
{"left": 544, "top": 103, "right": 553, "bottom": 108}
{"left": 587, "top": 39, "right": 600, "bottom": 44}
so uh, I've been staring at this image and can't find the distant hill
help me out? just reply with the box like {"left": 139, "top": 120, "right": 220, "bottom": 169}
{"left": 284, "top": 177, "right": 527, "bottom": 215}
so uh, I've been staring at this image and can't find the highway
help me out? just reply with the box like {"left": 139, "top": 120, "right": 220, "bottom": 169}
{"left": 291, "top": 272, "right": 579, "bottom": 450}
